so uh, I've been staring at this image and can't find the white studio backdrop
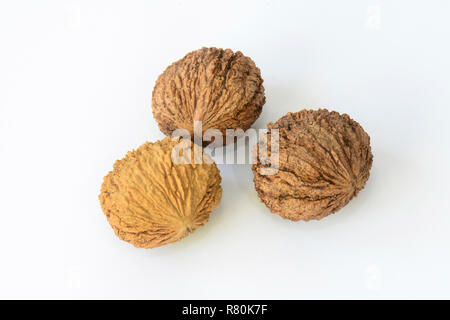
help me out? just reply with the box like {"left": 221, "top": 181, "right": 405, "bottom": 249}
{"left": 0, "top": 0, "right": 449, "bottom": 299}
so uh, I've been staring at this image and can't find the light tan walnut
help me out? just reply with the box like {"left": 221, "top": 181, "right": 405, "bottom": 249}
{"left": 99, "top": 137, "right": 222, "bottom": 248}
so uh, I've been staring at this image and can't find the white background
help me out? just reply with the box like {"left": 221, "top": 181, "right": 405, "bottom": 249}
{"left": 1, "top": 0, "right": 449, "bottom": 299}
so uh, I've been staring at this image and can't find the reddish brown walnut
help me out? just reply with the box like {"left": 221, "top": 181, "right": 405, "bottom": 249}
{"left": 252, "top": 109, "right": 373, "bottom": 221}
{"left": 152, "top": 47, "right": 265, "bottom": 145}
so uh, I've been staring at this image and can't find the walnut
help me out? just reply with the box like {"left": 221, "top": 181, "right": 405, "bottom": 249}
{"left": 252, "top": 109, "right": 373, "bottom": 221}
{"left": 152, "top": 47, "right": 265, "bottom": 145}
{"left": 99, "top": 137, "right": 222, "bottom": 248}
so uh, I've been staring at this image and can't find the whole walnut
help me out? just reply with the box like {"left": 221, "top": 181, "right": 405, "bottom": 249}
{"left": 152, "top": 47, "right": 265, "bottom": 145}
{"left": 252, "top": 109, "right": 373, "bottom": 221}
{"left": 99, "top": 137, "right": 222, "bottom": 248}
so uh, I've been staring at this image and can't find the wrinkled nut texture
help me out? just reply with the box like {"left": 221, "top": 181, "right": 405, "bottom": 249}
{"left": 152, "top": 47, "right": 265, "bottom": 145}
{"left": 99, "top": 137, "right": 222, "bottom": 248}
{"left": 252, "top": 109, "right": 373, "bottom": 221}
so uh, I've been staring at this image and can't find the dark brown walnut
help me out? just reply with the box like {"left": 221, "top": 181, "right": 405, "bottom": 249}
{"left": 252, "top": 109, "right": 373, "bottom": 221}
{"left": 152, "top": 47, "right": 265, "bottom": 145}
{"left": 99, "top": 137, "right": 222, "bottom": 248}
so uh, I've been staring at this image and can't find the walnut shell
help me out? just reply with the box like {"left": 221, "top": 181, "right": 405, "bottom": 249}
{"left": 152, "top": 47, "right": 265, "bottom": 145}
{"left": 252, "top": 109, "right": 373, "bottom": 221}
{"left": 99, "top": 137, "right": 222, "bottom": 248}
